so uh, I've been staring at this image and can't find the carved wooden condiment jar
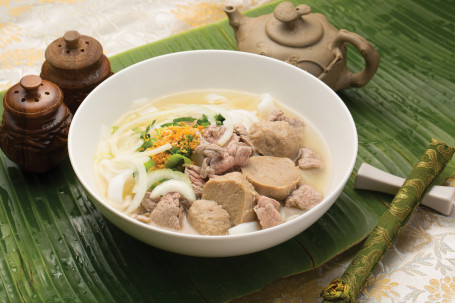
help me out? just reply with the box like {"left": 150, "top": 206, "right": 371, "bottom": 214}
{"left": 225, "top": 2, "right": 380, "bottom": 91}
{"left": 40, "top": 30, "right": 113, "bottom": 114}
{"left": 0, "top": 75, "right": 73, "bottom": 173}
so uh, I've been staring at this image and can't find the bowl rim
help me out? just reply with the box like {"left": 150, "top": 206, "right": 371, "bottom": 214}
{"left": 68, "top": 49, "right": 358, "bottom": 242}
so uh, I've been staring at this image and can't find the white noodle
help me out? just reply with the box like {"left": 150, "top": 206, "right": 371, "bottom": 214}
{"left": 107, "top": 169, "right": 133, "bottom": 205}
{"left": 205, "top": 93, "right": 229, "bottom": 104}
{"left": 257, "top": 93, "right": 275, "bottom": 119}
{"left": 96, "top": 102, "right": 258, "bottom": 213}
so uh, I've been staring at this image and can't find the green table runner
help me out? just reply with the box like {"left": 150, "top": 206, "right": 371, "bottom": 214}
{"left": 1, "top": 0, "right": 454, "bottom": 302}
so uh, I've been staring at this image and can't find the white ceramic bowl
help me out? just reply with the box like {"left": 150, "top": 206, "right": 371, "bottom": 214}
{"left": 68, "top": 50, "right": 357, "bottom": 257}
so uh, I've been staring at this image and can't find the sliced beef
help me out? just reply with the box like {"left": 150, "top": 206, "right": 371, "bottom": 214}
{"left": 197, "top": 143, "right": 234, "bottom": 178}
{"left": 140, "top": 191, "right": 161, "bottom": 212}
{"left": 225, "top": 139, "right": 252, "bottom": 167}
{"left": 233, "top": 124, "right": 248, "bottom": 137}
{"left": 201, "top": 172, "right": 258, "bottom": 226}
{"left": 233, "top": 124, "right": 255, "bottom": 153}
{"left": 285, "top": 183, "right": 323, "bottom": 210}
{"left": 298, "top": 147, "right": 323, "bottom": 169}
{"left": 133, "top": 192, "right": 160, "bottom": 224}
{"left": 249, "top": 121, "right": 300, "bottom": 159}
{"left": 241, "top": 156, "right": 301, "bottom": 200}
{"left": 196, "top": 132, "right": 254, "bottom": 179}
{"left": 187, "top": 199, "right": 231, "bottom": 235}
{"left": 254, "top": 195, "right": 282, "bottom": 229}
{"left": 202, "top": 125, "right": 226, "bottom": 144}
{"left": 135, "top": 213, "right": 152, "bottom": 224}
{"left": 268, "top": 108, "right": 305, "bottom": 130}
{"left": 150, "top": 192, "right": 186, "bottom": 230}
{"left": 184, "top": 165, "right": 206, "bottom": 198}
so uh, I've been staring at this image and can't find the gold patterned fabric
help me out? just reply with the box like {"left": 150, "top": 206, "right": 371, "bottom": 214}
{"left": 0, "top": 0, "right": 271, "bottom": 92}
{"left": 321, "top": 139, "right": 455, "bottom": 302}
{"left": 2, "top": 2, "right": 455, "bottom": 302}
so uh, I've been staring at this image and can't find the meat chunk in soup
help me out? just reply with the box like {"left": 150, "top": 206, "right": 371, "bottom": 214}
{"left": 196, "top": 132, "right": 254, "bottom": 178}
{"left": 249, "top": 121, "right": 300, "bottom": 159}
{"left": 188, "top": 200, "right": 231, "bottom": 235}
{"left": 298, "top": 147, "right": 323, "bottom": 169}
{"left": 184, "top": 165, "right": 206, "bottom": 198}
{"left": 150, "top": 192, "right": 186, "bottom": 230}
{"left": 268, "top": 108, "right": 305, "bottom": 142}
{"left": 140, "top": 191, "right": 161, "bottom": 212}
{"left": 202, "top": 172, "right": 258, "bottom": 226}
{"left": 268, "top": 108, "right": 305, "bottom": 130}
{"left": 241, "top": 156, "right": 301, "bottom": 200}
{"left": 254, "top": 195, "right": 282, "bottom": 229}
{"left": 202, "top": 125, "right": 226, "bottom": 144}
{"left": 285, "top": 183, "right": 323, "bottom": 210}
{"left": 225, "top": 139, "right": 253, "bottom": 167}
{"left": 233, "top": 124, "right": 255, "bottom": 153}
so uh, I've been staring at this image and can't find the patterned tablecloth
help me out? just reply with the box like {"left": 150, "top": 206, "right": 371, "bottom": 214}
{"left": 1, "top": 1, "right": 454, "bottom": 302}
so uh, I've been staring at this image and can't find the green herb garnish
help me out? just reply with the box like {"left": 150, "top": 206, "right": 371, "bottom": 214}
{"left": 173, "top": 117, "right": 197, "bottom": 123}
{"left": 214, "top": 113, "right": 225, "bottom": 125}
{"left": 197, "top": 114, "right": 211, "bottom": 126}
{"left": 138, "top": 138, "right": 157, "bottom": 152}
{"left": 164, "top": 154, "right": 193, "bottom": 170}
{"left": 144, "top": 158, "right": 155, "bottom": 171}
{"left": 139, "top": 120, "right": 156, "bottom": 140}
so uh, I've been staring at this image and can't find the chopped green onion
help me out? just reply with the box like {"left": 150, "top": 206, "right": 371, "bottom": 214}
{"left": 144, "top": 158, "right": 155, "bottom": 171}
{"left": 139, "top": 121, "right": 156, "bottom": 140}
{"left": 138, "top": 138, "right": 157, "bottom": 151}
{"left": 164, "top": 154, "right": 193, "bottom": 170}
{"left": 166, "top": 146, "right": 181, "bottom": 155}
{"left": 214, "top": 113, "right": 225, "bottom": 125}
{"left": 131, "top": 126, "right": 142, "bottom": 133}
{"left": 173, "top": 117, "right": 197, "bottom": 123}
{"left": 197, "top": 114, "right": 210, "bottom": 126}
{"left": 160, "top": 122, "right": 177, "bottom": 127}
{"left": 160, "top": 117, "right": 198, "bottom": 128}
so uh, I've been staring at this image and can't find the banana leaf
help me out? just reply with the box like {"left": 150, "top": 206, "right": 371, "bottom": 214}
{"left": 0, "top": 0, "right": 454, "bottom": 302}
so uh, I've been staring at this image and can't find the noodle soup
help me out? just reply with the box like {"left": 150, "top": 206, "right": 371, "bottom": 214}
{"left": 94, "top": 90, "right": 330, "bottom": 235}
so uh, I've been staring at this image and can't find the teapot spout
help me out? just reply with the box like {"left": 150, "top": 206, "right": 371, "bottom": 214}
{"left": 224, "top": 6, "right": 246, "bottom": 30}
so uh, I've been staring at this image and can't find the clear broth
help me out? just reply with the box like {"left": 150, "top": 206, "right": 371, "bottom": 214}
{"left": 95, "top": 89, "right": 331, "bottom": 234}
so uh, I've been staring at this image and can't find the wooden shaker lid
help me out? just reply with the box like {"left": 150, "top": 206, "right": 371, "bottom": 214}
{"left": 44, "top": 30, "right": 104, "bottom": 71}
{"left": 3, "top": 75, "right": 64, "bottom": 122}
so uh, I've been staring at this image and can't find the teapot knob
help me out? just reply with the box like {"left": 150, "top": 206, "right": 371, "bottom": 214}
{"left": 266, "top": 2, "right": 323, "bottom": 48}
{"left": 274, "top": 2, "right": 311, "bottom": 25}
{"left": 296, "top": 5, "right": 312, "bottom": 15}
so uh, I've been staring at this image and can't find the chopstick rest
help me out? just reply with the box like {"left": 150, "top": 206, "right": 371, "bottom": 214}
{"left": 355, "top": 163, "right": 455, "bottom": 215}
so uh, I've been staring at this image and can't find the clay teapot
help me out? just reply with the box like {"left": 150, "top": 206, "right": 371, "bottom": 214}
{"left": 224, "top": 2, "right": 380, "bottom": 91}
{"left": 0, "top": 75, "right": 72, "bottom": 173}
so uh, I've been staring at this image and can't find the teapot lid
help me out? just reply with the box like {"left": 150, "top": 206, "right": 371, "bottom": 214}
{"left": 266, "top": 2, "right": 323, "bottom": 48}
{"left": 3, "top": 75, "right": 63, "bottom": 121}
{"left": 44, "top": 30, "right": 103, "bottom": 71}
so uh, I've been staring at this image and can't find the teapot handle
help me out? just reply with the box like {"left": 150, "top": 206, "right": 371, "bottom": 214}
{"left": 332, "top": 29, "right": 380, "bottom": 90}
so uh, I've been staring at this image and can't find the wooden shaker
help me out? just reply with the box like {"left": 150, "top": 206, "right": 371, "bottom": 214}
{"left": 40, "top": 30, "right": 113, "bottom": 114}
{"left": 0, "top": 75, "right": 73, "bottom": 173}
